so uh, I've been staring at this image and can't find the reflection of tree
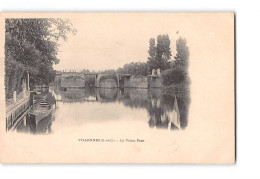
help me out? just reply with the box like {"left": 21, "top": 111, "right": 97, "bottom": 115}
{"left": 148, "top": 98, "right": 167, "bottom": 128}
{"left": 147, "top": 91, "right": 171, "bottom": 129}
{"left": 117, "top": 88, "right": 190, "bottom": 130}
{"left": 165, "top": 91, "right": 190, "bottom": 129}
{"left": 120, "top": 88, "right": 148, "bottom": 109}
{"left": 52, "top": 82, "right": 190, "bottom": 130}
{"left": 147, "top": 89, "right": 190, "bottom": 130}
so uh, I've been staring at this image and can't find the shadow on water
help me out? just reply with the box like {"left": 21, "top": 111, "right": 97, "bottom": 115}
{"left": 96, "top": 88, "right": 119, "bottom": 102}
{"left": 16, "top": 86, "right": 190, "bottom": 134}
{"left": 119, "top": 88, "right": 190, "bottom": 130}
{"left": 16, "top": 113, "right": 53, "bottom": 135}
{"left": 147, "top": 89, "right": 190, "bottom": 130}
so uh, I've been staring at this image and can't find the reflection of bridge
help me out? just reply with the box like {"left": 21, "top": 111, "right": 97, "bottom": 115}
{"left": 53, "top": 86, "right": 184, "bottom": 130}
{"left": 56, "top": 99, "right": 97, "bottom": 102}
{"left": 54, "top": 88, "right": 122, "bottom": 103}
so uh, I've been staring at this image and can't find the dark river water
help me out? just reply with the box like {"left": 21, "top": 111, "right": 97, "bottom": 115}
{"left": 16, "top": 87, "right": 190, "bottom": 135}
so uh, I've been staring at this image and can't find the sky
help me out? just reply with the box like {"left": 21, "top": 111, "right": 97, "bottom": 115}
{"left": 54, "top": 13, "right": 182, "bottom": 71}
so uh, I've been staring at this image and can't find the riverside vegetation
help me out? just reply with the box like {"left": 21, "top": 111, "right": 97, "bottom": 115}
{"left": 5, "top": 18, "right": 190, "bottom": 99}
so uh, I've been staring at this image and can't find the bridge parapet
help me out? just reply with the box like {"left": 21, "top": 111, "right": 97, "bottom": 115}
{"left": 60, "top": 72, "right": 85, "bottom": 88}
{"left": 61, "top": 72, "right": 85, "bottom": 79}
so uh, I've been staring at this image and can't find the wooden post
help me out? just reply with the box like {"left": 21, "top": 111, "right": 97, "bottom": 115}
{"left": 152, "top": 69, "right": 155, "bottom": 76}
{"left": 156, "top": 99, "right": 161, "bottom": 108}
{"left": 95, "top": 74, "right": 98, "bottom": 87}
{"left": 13, "top": 91, "right": 17, "bottom": 103}
{"left": 157, "top": 69, "right": 161, "bottom": 76}
{"left": 116, "top": 74, "right": 119, "bottom": 88}
{"left": 22, "top": 80, "right": 26, "bottom": 97}
{"left": 23, "top": 116, "right": 26, "bottom": 126}
{"left": 27, "top": 70, "right": 30, "bottom": 93}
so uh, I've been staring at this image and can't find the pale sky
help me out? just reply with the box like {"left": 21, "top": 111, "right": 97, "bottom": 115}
{"left": 54, "top": 13, "right": 182, "bottom": 71}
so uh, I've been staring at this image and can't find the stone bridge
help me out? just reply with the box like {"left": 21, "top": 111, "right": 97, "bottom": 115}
{"left": 59, "top": 72, "right": 86, "bottom": 88}
{"left": 57, "top": 72, "right": 124, "bottom": 88}
{"left": 56, "top": 70, "right": 162, "bottom": 89}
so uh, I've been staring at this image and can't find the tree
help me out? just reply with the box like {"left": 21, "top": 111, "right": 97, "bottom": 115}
{"left": 147, "top": 34, "right": 172, "bottom": 73}
{"left": 156, "top": 34, "right": 171, "bottom": 70}
{"left": 147, "top": 38, "right": 157, "bottom": 72}
{"left": 173, "top": 37, "right": 189, "bottom": 69}
{"left": 161, "top": 65, "right": 188, "bottom": 86}
{"left": 117, "top": 62, "right": 148, "bottom": 76}
{"left": 5, "top": 18, "right": 76, "bottom": 98}
{"left": 161, "top": 37, "right": 190, "bottom": 87}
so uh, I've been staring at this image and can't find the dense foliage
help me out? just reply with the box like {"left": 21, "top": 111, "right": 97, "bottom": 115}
{"left": 5, "top": 18, "right": 76, "bottom": 98}
{"left": 161, "top": 37, "right": 190, "bottom": 87}
{"left": 173, "top": 37, "right": 189, "bottom": 69}
{"left": 117, "top": 62, "right": 148, "bottom": 76}
{"left": 147, "top": 34, "right": 172, "bottom": 72}
{"left": 161, "top": 65, "right": 189, "bottom": 86}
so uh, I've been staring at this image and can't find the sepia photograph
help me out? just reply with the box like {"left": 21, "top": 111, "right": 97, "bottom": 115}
{"left": 4, "top": 17, "right": 190, "bottom": 134}
{"left": 0, "top": 12, "right": 235, "bottom": 164}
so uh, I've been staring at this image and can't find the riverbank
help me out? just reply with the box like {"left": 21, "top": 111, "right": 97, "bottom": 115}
{"left": 163, "top": 82, "right": 190, "bottom": 93}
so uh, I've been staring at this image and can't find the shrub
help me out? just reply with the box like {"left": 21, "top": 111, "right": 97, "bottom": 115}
{"left": 161, "top": 65, "right": 189, "bottom": 86}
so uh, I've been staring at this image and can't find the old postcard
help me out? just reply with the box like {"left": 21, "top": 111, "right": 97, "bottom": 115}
{"left": 0, "top": 13, "right": 235, "bottom": 164}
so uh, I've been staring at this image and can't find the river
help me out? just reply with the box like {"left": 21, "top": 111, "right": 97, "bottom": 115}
{"left": 16, "top": 86, "right": 190, "bottom": 135}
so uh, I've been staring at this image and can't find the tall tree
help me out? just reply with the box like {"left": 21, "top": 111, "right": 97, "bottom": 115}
{"left": 173, "top": 37, "right": 189, "bottom": 69}
{"left": 161, "top": 37, "right": 190, "bottom": 87}
{"left": 5, "top": 18, "right": 76, "bottom": 98}
{"left": 147, "top": 38, "right": 157, "bottom": 72}
{"left": 147, "top": 34, "right": 172, "bottom": 72}
{"left": 156, "top": 34, "right": 171, "bottom": 70}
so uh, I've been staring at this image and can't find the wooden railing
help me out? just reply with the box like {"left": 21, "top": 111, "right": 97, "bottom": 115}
{"left": 6, "top": 91, "right": 30, "bottom": 131}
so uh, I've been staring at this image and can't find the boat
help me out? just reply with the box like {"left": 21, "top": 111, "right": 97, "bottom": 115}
{"left": 33, "top": 114, "right": 53, "bottom": 134}
{"left": 33, "top": 94, "right": 47, "bottom": 104}
{"left": 29, "top": 100, "right": 52, "bottom": 124}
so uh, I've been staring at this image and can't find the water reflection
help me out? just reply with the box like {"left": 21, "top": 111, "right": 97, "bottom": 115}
{"left": 16, "top": 113, "right": 53, "bottom": 134}
{"left": 16, "top": 87, "right": 190, "bottom": 134}
{"left": 96, "top": 88, "right": 119, "bottom": 102}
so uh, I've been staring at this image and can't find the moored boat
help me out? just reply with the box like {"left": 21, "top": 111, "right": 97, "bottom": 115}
{"left": 29, "top": 100, "right": 52, "bottom": 124}
{"left": 33, "top": 94, "right": 47, "bottom": 104}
